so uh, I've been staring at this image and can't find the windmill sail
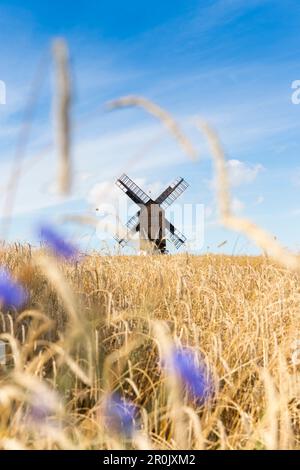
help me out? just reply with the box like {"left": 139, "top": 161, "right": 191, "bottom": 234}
{"left": 116, "top": 174, "right": 150, "bottom": 205}
{"left": 166, "top": 222, "right": 187, "bottom": 249}
{"left": 114, "top": 212, "right": 140, "bottom": 247}
{"left": 126, "top": 213, "right": 140, "bottom": 231}
{"left": 155, "top": 177, "right": 189, "bottom": 209}
{"left": 113, "top": 235, "right": 128, "bottom": 247}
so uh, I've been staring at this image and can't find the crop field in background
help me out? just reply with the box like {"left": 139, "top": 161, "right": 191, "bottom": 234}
{"left": 0, "top": 247, "right": 300, "bottom": 450}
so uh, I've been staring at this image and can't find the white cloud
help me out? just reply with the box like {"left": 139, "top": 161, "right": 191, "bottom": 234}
{"left": 86, "top": 178, "right": 167, "bottom": 209}
{"left": 209, "top": 159, "right": 264, "bottom": 191}
{"left": 226, "top": 159, "right": 264, "bottom": 187}
{"left": 87, "top": 181, "right": 120, "bottom": 208}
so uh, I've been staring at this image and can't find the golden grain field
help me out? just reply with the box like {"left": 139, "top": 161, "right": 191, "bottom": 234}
{"left": 0, "top": 246, "right": 299, "bottom": 450}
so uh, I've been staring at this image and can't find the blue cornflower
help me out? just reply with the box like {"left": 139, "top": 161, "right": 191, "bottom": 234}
{"left": 104, "top": 393, "right": 137, "bottom": 438}
{"left": 30, "top": 402, "right": 52, "bottom": 423}
{"left": 39, "top": 224, "right": 78, "bottom": 261}
{"left": 0, "top": 267, "right": 28, "bottom": 310}
{"left": 28, "top": 388, "right": 60, "bottom": 425}
{"left": 171, "top": 347, "right": 213, "bottom": 404}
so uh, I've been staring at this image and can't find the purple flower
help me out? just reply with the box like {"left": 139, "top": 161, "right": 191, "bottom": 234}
{"left": 171, "top": 347, "right": 213, "bottom": 404}
{"left": 30, "top": 404, "right": 51, "bottom": 422}
{"left": 0, "top": 268, "right": 28, "bottom": 310}
{"left": 27, "top": 387, "right": 61, "bottom": 427}
{"left": 39, "top": 224, "right": 78, "bottom": 261}
{"left": 104, "top": 394, "right": 137, "bottom": 438}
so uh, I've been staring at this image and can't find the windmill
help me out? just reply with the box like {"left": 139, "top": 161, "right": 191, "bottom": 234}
{"left": 114, "top": 174, "right": 189, "bottom": 253}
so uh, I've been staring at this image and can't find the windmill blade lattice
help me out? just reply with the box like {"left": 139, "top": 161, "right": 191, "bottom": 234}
{"left": 166, "top": 222, "right": 187, "bottom": 249}
{"left": 155, "top": 177, "right": 189, "bottom": 209}
{"left": 116, "top": 174, "right": 151, "bottom": 205}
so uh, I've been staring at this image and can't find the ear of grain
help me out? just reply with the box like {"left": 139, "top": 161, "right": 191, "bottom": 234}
{"left": 52, "top": 38, "right": 72, "bottom": 195}
{"left": 197, "top": 119, "right": 300, "bottom": 272}
{"left": 107, "top": 95, "right": 198, "bottom": 160}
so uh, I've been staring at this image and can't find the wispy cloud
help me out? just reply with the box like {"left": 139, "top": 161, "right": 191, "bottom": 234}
{"left": 208, "top": 159, "right": 264, "bottom": 190}
{"left": 226, "top": 159, "right": 264, "bottom": 187}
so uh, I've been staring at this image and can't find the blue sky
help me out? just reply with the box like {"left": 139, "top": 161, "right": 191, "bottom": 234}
{"left": 0, "top": 0, "right": 299, "bottom": 254}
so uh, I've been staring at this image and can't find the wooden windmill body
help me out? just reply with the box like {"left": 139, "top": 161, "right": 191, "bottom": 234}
{"left": 115, "top": 174, "right": 189, "bottom": 253}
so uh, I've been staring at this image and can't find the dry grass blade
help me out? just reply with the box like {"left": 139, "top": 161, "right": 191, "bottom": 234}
{"left": 52, "top": 38, "right": 72, "bottom": 195}
{"left": 133, "top": 433, "right": 153, "bottom": 450}
{"left": 33, "top": 253, "right": 80, "bottom": 328}
{"left": 0, "top": 385, "right": 26, "bottom": 407}
{"left": 32, "top": 253, "right": 94, "bottom": 383}
{"left": 46, "top": 342, "right": 92, "bottom": 386}
{"left": 107, "top": 95, "right": 198, "bottom": 160}
{"left": 151, "top": 320, "right": 188, "bottom": 449}
{"left": 197, "top": 119, "right": 300, "bottom": 272}
{"left": 260, "top": 369, "right": 279, "bottom": 450}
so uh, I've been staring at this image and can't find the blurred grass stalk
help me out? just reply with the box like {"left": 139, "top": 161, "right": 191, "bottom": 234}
{"left": 53, "top": 38, "right": 72, "bottom": 196}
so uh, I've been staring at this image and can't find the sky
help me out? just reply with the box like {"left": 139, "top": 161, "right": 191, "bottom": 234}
{"left": 0, "top": 0, "right": 299, "bottom": 255}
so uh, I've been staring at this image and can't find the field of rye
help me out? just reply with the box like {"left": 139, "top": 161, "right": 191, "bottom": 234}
{"left": 0, "top": 248, "right": 300, "bottom": 450}
{"left": 1, "top": 39, "right": 300, "bottom": 451}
